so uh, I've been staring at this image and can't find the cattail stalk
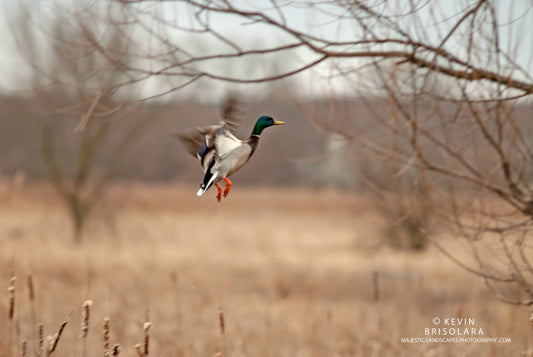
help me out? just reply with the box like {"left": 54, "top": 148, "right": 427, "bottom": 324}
{"left": 103, "top": 317, "right": 111, "bottom": 357}
{"left": 80, "top": 300, "right": 92, "bottom": 338}
{"left": 111, "top": 344, "right": 121, "bottom": 356}
{"left": 46, "top": 317, "right": 69, "bottom": 356}
{"left": 8, "top": 273, "right": 16, "bottom": 357}
{"left": 143, "top": 321, "right": 152, "bottom": 356}
{"left": 38, "top": 324, "right": 44, "bottom": 357}
{"left": 134, "top": 319, "right": 152, "bottom": 357}
{"left": 80, "top": 300, "right": 92, "bottom": 357}
{"left": 8, "top": 274, "right": 16, "bottom": 320}
{"left": 21, "top": 340, "right": 27, "bottom": 357}
{"left": 218, "top": 306, "right": 227, "bottom": 356}
{"left": 28, "top": 275, "right": 38, "bottom": 347}
{"left": 27, "top": 276, "right": 35, "bottom": 321}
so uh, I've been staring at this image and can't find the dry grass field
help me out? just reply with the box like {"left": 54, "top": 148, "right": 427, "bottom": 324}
{"left": 0, "top": 183, "right": 531, "bottom": 356}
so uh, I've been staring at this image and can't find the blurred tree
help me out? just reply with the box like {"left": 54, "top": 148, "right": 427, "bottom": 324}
{"left": 11, "top": 1, "right": 148, "bottom": 242}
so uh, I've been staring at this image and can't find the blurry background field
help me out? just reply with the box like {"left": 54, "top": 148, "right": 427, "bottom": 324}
{"left": 1, "top": 182, "right": 531, "bottom": 356}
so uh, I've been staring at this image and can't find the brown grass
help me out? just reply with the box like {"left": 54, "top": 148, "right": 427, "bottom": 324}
{"left": 0, "top": 182, "right": 531, "bottom": 356}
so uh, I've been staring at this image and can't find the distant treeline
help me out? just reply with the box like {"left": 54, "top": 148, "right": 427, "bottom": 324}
{"left": 0, "top": 94, "right": 356, "bottom": 187}
{"left": 5, "top": 94, "right": 530, "bottom": 189}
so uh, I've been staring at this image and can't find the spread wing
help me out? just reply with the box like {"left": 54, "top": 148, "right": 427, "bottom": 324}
{"left": 172, "top": 94, "right": 243, "bottom": 159}
{"left": 220, "top": 95, "right": 241, "bottom": 134}
{"left": 172, "top": 125, "right": 219, "bottom": 159}
{"left": 214, "top": 126, "right": 243, "bottom": 158}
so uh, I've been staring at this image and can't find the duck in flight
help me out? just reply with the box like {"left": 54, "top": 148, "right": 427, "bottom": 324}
{"left": 174, "top": 100, "right": 284, "bottom": 201}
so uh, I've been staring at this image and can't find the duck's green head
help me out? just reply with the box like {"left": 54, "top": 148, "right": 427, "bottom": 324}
{"left": 251, "top": 116, "right": 285, "bottom": 136}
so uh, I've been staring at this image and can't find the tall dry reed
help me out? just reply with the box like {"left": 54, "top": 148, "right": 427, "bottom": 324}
{"left": 8, "top": 273, "right": 15, "bottom": 319}
{"left": 111, "top": 344, "right": 121, "bottom": 356}
{"left": 80, "top": 300, "right": 92, "bottom": 357}
{"left": 46, "top": 316, "right": 69, "bottom": 356}
{"left": 135, "top": 319, "right": 152, "bottom": 357}
{"left": 38, "top": 323, "right": 44, "bottom": 357}
{"left": 103, "top": 317, "right": 111, "bottom": 356}
{"left": 8, "top": 273, "right": 16, "bottom": 356}
{"left": 218, "top": 306, "right": 227, "bottom": 356}
{"left": 21, "top": 340, "right": 27, "bottom": 357}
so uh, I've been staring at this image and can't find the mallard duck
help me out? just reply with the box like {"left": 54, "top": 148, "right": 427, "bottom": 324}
{"left": 175, "top": 105, "right": 284, "bottom": 201}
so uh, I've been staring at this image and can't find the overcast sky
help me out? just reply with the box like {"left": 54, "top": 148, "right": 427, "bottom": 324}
{"left": 1, "top": 0, "right": 532, "bottom": 99}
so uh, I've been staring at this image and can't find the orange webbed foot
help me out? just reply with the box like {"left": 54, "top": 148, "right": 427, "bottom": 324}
{"left": 215, "top": 183, "right": 223, "bottom": 202}
{"left": 223, "top": 177, "right": 232, "bottom": 197}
